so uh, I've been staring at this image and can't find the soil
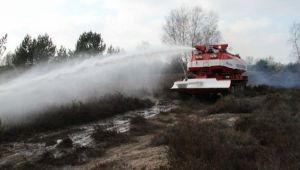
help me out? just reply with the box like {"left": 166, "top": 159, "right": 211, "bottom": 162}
{"left": 0, "top": 99, "right": 246, "bottom": 170}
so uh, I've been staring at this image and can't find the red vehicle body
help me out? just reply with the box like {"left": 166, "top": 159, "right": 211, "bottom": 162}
{"left": 171, "top": 44, "right": 248, "bottom": 94}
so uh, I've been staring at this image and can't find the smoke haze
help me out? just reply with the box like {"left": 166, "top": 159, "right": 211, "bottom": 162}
{"left": 248, "top": 61, "right": 300, "bottom": 88}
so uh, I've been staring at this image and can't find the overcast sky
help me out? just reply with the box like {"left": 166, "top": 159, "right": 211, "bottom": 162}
{"left": 0, "top": 0, "right": 299, "bottom": 63}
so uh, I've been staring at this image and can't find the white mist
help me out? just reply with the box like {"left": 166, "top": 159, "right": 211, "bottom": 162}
{"left": 0, "top": 46, "right": 192, "bottom": 125}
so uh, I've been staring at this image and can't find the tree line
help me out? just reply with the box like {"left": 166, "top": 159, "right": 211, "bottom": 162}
{"left": 1, "top": 5, "right": 299, "bottom": 68}
{"left": 0, "top": 31, "right": 121, "bottom": 67}
{"left": 0, "top": 6, "right": 222, "bottom": 69}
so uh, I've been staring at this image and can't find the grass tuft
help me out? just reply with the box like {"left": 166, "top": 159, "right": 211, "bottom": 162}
{"left": 0, "top": 93, "right": 153, "bottom": 142}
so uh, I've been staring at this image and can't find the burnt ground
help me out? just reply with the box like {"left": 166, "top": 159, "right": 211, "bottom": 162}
{"left": 0, "top": 99, "right": 172, "bottom": 170}
{"left": 0, "top": 86, "right": 300, "bottom": 170}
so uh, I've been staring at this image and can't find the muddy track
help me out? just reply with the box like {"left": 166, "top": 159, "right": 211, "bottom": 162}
{"left": 0, "top": 100, "right": 174, "bottom": 170}
{"left": 0, "top": 98, "right": 248, "bottom": 170}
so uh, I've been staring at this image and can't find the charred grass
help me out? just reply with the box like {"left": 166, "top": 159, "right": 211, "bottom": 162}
{"left": 164, "top": 120, "right": 258, "bottom": 170}
{"left": 9, "top": 125, "right": 132, "bottom": 170}
{"left": 0, "top": 93, "right": 153, "bottom": 142}
{"left": 160, "top": 87, "right": 300, "bottom": 170}
{"left": 235, "top": 89, "right": 300, "bottom": 170}
{"left": 207, "top": 95, "right": 262, "bottom": 114}
{"left": 92, "top": 125, "right": 131, "bottom": 146}
{"left": 129, "top": 115, "right": 160, "bottom": 136}
{"left": 90, "top": 160, "right": 134, "bottom": 170}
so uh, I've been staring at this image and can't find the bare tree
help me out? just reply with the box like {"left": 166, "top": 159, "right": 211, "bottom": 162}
{"left": 0, "top": 34, "right": 7, "bottom": 57}
{"left": 162, "top": 6, "right": 221, "bottom": 46}
{"left": 289, "top": 22, "right": 300, "bottom": 61}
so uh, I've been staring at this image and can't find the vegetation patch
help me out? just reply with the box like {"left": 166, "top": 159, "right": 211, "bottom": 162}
{"left": 235, "top": 91, "right": 300, "bottom": 170}
{"left": 165, "top": 120, "right": 259, "bottom": 170}
{"left": 208, "top": 95, "right": 262, "bottom": 114}
{"left": 164, "top": 88, "right": 300, "bottom": 170}
{"left": 0, "top": 93, "right": 153, "bottom": 142}
{"left": 92, "top": 125, "right": 130, "bottom": 147}
{"left": 129, "top": 115, "right": 159, "bottom": 136}
{"left": 91, "top": 160, "right": 133, "bottom": 170}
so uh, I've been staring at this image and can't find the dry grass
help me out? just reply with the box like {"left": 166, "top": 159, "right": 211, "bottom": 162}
{"left": 235, "top": 90, "right": 300, "bottom": 170}
{"left": 92, "top": 125, "right": 130, "bottom": 147}
{"left": 18, "top": 126, "right": 131, "bottom": 169}
{"left": 130, "top": 115, "right": 147, "bottom": 125}
{"left": 244, "top": 85, "right": 286, "bottom": 97}
{"left": 165, "top": 119, "right": 259, "bottom": 170}
{"left": 0, "top": 93, "right": 153, "bottom": 142}
{"left": 163, "top": 88, "right": 300, "bottom": 170}
{"left": 90, "top": 160, "right": 134, "bottom": 170}
{"left": 207, "top": 95, "right": 262, "bottom": 114}
{"left": 129, "top": 115, "right": 159, "bottom": 136}
{"left": 150, "top": 132, "right": 169, "bottom": 146}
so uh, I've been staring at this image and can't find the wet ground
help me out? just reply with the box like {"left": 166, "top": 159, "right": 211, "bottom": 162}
{"left": 0, "top": 100, "right": 175, "bottom": 170}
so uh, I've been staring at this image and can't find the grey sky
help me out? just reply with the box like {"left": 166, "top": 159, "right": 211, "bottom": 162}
{"left": 0, "top": 0, "right": 299, "bottom": 63}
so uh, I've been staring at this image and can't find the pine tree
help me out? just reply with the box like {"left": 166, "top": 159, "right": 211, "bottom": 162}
{"left": 75, "top": 31, "right": 106, "bottom": 56}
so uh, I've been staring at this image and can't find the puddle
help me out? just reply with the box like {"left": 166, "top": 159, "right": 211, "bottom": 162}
{"left": 69, "top": 100, "right": 174, "bottom": 147}
{"left": 0, "top": 100, "right": 174, "bottom": 168}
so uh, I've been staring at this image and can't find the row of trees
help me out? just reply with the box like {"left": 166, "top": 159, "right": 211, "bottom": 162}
{"left": 1, "top": 31, "right": 121, "bottom": 67}
{"left": 1, "top": 6, "right": 299, "bottom": 68}
{"left": 0, "top": 6, "right": 222, "bottom": 68}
